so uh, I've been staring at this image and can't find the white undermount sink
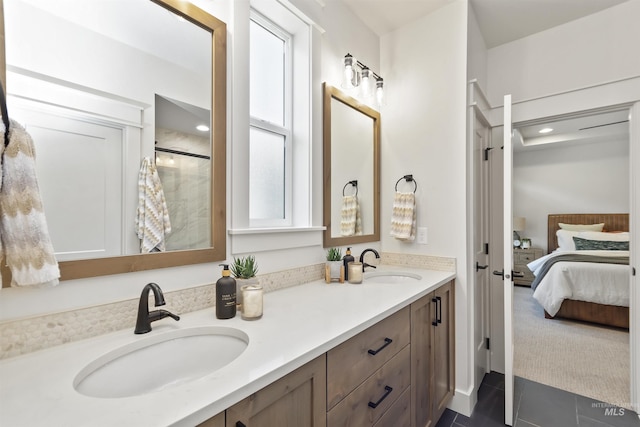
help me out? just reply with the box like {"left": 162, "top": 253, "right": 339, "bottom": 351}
{"left": 73, "top": 326, "right": 249, "bottom": 398}
{"left": 365, "top": 271, "right": 422, "bottom": 283}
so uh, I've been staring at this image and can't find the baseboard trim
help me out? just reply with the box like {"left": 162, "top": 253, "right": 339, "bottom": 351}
{"left": 448, "top": 385, "right": 477, "bottom": 418}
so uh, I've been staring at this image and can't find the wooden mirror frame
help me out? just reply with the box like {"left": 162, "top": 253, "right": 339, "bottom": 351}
{"left": 322, "top": 83, "right": 380, "bottom": 248}
{"left": 0, "top": 0, "right": 227, "bottom": 285}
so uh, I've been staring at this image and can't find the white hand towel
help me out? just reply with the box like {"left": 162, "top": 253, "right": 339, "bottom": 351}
{"left": 340, "top": 195, "right": 362, "bottom": 236}
{"left": 0, "top": 119, "right": 60, "bottom": 287}
{"left": 390, "top": 191, "right": 416, "bottom": 241}
{"left": 136, "top": 157, "right": 171, "bottom": 252}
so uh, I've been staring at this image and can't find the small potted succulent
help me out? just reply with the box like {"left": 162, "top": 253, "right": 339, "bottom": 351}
{"left": 231, "top": 255, "right": 259, "bottom": 307}
{"left": 325, "top": 247, "right": 344, "bottom": 283}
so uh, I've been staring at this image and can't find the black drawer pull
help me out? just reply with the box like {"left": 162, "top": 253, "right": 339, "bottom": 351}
{"left": 432, "top": 297, "right": 439, "bottom": 326}
{"left": 368, "top": 385, "right": 393, "bottom": 408}
{"left": 436, "top": 296, "right": 442, "bottom": 324}
{"left": 368, "top": 337, "right": 392, "bottom": 355}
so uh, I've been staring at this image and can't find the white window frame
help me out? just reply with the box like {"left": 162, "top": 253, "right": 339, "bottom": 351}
{"left": 230, "top": 0, "right": 325, "bottom": 253}
{"left": 249, "top": 11, "right": 293, "bottom": 227}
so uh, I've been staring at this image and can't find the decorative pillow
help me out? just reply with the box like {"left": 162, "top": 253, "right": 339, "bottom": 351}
{"left": 573, "top": 237, "right": 629, "bottom": 251}
{"left": 579, "top": 231, "right": 629, "bottom": 241}
{"left": 556, "top": 230, "right": 582, "bottom": 251}
{"left": 557, "top": 230, "right": 629, "bottom": 251}
{"left": 558, "top": 223, "right": 605, "bottom": 231}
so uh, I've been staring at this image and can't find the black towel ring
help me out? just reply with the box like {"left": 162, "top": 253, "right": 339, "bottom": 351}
{"left": 395, "top": 174, "right": 417, "bottom": 193}
{"left": 343, "top": 180, "right": 358, "bottom": 196}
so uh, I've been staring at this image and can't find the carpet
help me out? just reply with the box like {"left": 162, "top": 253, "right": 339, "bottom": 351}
{"left": 513, "top": 286, "right": 631, "bottom": 409}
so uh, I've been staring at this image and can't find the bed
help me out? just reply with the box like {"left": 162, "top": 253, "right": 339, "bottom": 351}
{"left": 528, "top": 213, "right": 630, "bottom": 329}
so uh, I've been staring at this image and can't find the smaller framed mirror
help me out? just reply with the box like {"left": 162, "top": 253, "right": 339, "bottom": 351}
{"left": 323, "top": 83, "right": 380, "bottom": 247}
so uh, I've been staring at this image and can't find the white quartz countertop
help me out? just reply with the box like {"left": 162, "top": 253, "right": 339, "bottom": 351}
{"left": 0, "top": 266, "right": 454, "bottom": 427}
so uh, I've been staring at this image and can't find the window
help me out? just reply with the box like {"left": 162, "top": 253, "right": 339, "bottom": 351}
{"left": 249, "top": 14, "right": 293, "bottom": 226}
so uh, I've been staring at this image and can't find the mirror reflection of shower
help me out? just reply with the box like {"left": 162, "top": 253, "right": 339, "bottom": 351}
{"left": 154, "top": 94, "right": 212, "bottom": 251}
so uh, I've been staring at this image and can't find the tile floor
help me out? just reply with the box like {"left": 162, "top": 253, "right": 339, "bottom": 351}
{"left": 436, "top": 373, "right": 640, "bottom": 427}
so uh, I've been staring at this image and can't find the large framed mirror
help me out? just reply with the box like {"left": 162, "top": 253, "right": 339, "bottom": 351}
{"left": 323, "top": 83, "right": 380, "bottom": 247}
{"left": 0, "top": 0, "right": 227, "bottom": 285}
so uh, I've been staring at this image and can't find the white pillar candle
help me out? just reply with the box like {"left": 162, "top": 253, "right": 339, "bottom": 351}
{"left": 241, "top": 284, "right": 263, "bottom": 320}
{"left": 348, "top": 262, "right": 363, "bottom": 284}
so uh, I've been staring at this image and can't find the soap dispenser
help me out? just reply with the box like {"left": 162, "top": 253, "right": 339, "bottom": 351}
{"left": 216, "top": 264, "right": 237, "bottom": 319}
{"left": 343, "top": 247, "right": 355, "bottom": 281}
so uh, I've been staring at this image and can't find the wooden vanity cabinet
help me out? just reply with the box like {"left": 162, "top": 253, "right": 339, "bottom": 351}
{"left": 198, "top": 280, "right": 455, "bottom": 427}
{"left": 225, "top": 354, "right": 327, "bottom": 427}
{"left": 411, "top": 280, "right": 455, "bottom": 427}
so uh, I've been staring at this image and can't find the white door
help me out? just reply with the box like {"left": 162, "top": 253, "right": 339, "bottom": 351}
{"left": 489, "top": 127, "right": 505, "bottom": 374}
{"left": 10, "top": 105, "right": 124, "bottom": 261}
{"left": 502, "top": 94, "right": 514, "bottom": 426}
{"left": 473, "top": 113, "right": 490, "bottom": 387}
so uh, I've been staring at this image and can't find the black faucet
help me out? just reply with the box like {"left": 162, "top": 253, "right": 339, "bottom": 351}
{"left": 134, "top": 282, "right": 180, "bottom": 334}
{"left": 359, "top": 248, "right": 380, "bottom": 272}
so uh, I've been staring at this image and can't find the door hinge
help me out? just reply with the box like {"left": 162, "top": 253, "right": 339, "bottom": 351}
{"left": 485, "top": 337, "right": 490, "bottom": 350}
{"left": 484, "top": 243, "right": 489, "bottom": 255}
{"left": 633, "top": 267, "right": 636, "bottom": 276}
{"left": 483, "top": 147, "right": 494, "bottom": 161}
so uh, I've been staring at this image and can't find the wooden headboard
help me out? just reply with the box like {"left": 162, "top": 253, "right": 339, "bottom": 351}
{"left": 547, "top": 213, "right": 629, "bottom": 253}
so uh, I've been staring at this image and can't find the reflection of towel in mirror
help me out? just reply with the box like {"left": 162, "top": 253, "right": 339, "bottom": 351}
{"left": 136, "top": 157, "right": 171, "bottom": 252}
{"left": 390, "top": 192, "right": 416, "bottom": 241}
{"left": 340, "top": 195, "right": 362, "bottom": 236}
{"left": 0, "top": 119, "right": 60, "bottom": 287}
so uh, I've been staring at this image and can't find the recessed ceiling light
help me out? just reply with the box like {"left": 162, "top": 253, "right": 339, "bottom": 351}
{"left": 538, "top": 128, "right": 553, "bottom": 134}
{"left": 196, "top": 124, "right": 210, "bottom": 132}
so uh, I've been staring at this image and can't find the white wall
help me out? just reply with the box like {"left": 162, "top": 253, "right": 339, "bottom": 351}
{"left": 514, "top": 138, "right": 629, "bottom": 252}
{"left": 486, "top": 0, "right": 640, "bottom": 108}
{"left": 380, "top": 0, "right": 473, "bottom": 414}
{"left": 467, "top": 2, "right": 488, "bottom": 91}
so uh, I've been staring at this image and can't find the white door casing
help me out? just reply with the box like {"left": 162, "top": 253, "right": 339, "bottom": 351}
{"left": 473, "top": 111, "right": 491, "bottom": 388}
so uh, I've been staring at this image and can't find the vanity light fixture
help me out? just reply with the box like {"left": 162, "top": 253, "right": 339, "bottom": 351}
{"left": 538, "top": 127, "right": 553, "bottom": 134}
{"left": 341, "top": 53, "right": 384, "bottom": 106}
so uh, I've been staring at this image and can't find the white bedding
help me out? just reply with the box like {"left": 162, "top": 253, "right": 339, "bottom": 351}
{"left": 528, "top": 250, "right": 630, "bottom": 316}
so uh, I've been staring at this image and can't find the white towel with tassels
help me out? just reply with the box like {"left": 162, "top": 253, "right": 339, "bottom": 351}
{"left": 136, "top": 157, "right": 171, "bottom": 252}
{"left": 390, "top": 191, "right": 416, "bottom": 241}
{"left": 340, "top": 195, "right": 362, "bottom": 236}
{"left": 0, "top": 119, "right": 60, "bottom": 287}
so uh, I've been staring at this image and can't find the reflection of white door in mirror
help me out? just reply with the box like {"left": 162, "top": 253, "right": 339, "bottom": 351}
{"left": 11, "top": 106, "right": 126, "bottom": 262}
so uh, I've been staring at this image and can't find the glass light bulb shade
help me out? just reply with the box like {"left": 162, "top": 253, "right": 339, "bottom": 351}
{"left": 360, "top": 68, "right": 372, "bottom": 97}
{"left": 375, "top": 78, "right": 385, "bottom": 106}
{"left": 342, "top": 54, "right": 355, "bottom": 89}
{"left": 342, "top": 65, "right": 355, "bottom": 89}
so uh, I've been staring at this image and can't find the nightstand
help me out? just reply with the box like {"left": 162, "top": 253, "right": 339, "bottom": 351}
{"left": 513, "top": 247, "right": 543, "bottom": 286}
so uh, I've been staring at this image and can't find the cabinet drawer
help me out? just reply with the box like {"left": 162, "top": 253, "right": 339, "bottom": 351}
{"left": 515, "top": 248, "right": 542, "bottom": 264}
{"left": 327, "top": 307, "right": 410, "bottom": 409}
{"left": 327, "top": 345, "right": 411, "bottom": 427}
{"left": 373, "top": 386, "right": 410, "bottom": 427}
{"left": 516, "top": 252, "right": 536, "bottom": 263}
